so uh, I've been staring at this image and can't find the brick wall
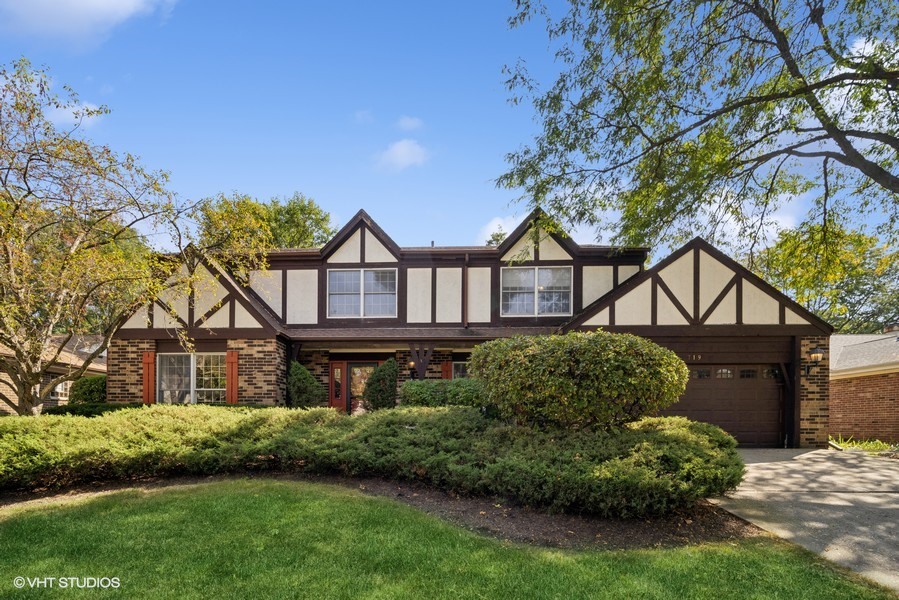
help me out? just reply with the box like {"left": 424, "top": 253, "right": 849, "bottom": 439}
{"left": 0, "top": 373, "right": 19, "bottom": 415}
{"left": 298, "top": 350, "right": 330, "bottom": 391}
{"left": 107, "top": 337, "right": 286, "bottom": 406}
{"left": 831, "top": 372, "right": 899, "bottom": 443}
{"left": 799, "top": 335, "right": 830, "bottom": 448}
{"left": 107, "top": 338, "right": 154, "bottom": 403}
{"left": 228, "top": 338, "right": 286, "bottom": 405}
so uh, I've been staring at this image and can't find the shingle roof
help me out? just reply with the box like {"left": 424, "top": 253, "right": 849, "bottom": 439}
{"left": 831, "top": 333, "right": 899, "bottom": 375}
{"left": 0, "top": 334, "right": 107, "bottom": 372}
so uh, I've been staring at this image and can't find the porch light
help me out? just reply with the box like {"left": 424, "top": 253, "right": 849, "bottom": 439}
{"left": 804, "top": 346, "right": 825, "bottom": 376}
{"left": 408, "top": 360, "right": 417, "bottom": 380}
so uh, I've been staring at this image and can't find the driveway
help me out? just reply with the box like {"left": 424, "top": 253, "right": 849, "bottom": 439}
{"left": 713, "top": 449, "right": 899, "bottom": 592}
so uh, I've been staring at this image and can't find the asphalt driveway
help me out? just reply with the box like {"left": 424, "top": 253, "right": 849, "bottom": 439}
{"left": 713, "top": 449, "right": 899, "bottom": 592}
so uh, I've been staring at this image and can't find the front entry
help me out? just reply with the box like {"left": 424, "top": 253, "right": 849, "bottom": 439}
{"left": 329, "top": 361, "right": 379, "bottom": 413}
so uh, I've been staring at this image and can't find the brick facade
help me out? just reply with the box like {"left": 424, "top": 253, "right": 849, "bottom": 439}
{"left": 799, "top": 335, "right": 830, "bottom": 448}
{"left": 228, "top": 338, "right": 287, "bottom": 405}
{"left": 107, "top": 338, "right": 155, "bottom": 403}
{"left": 107, "top": 337, "right": 286, "bottom": 406}
{"left": 830, "top": 372, "right": 899, "bottom": 443}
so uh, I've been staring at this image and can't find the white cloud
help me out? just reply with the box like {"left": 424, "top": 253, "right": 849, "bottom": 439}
{"left": 354, "top": 109, "right": 374, "bottom": 124}
{"left": 0, "top": 0, "right": 178, "bottom": 43}
{"left": 46, "top": 102, "right": 104, "bottom": 129}
{"left": 476, "top": 215, "right": 521, "bottom": 246}
{"left": 396, "top": 115, "right": 423, "bottom": 131}
{"left": 376, "top": 139, "right": 429, "bottom": 172}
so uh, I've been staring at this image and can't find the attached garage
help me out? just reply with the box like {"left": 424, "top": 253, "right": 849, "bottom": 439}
{"left": 564, "top": 238, "right": 832, "bottom": 448}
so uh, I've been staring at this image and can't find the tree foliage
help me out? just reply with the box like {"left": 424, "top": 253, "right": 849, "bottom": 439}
{"left": 266, "top": 192, "right": 337, "bottom": 248}
{"left": 0, "top": 58, "right": 272, "bottom": 415}
{"left": 501, "top": 0, "right": 899, "bottom": 252}
{"left": 752, "top": 222, "right": 899, "bottom": 332}
{"left": 485, "top": 225, "right": 508, "bottom": 247}
{"left": 362, "top": 359, "right": 399, "bottom": 411}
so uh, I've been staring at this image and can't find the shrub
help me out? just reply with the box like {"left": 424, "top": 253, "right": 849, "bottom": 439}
{"left": 42, "top": 402, "right": 141, "bottom": 417}
{"left": 399, "top": 378, "right": 485, "bottom": 408}
{"left": 362, "top": 359, "right": 399, "bottom": 411}
{"left": 469, "top": 331, "right": 690, "bottom": 429}
{"left": 69, "top": 375, "right": 107, "bottom": 404}
{"left": 0, "top": 406, "right": 742, "bottom": 517}
{"left": 286, "top": 362, "right": 326, "bottom": 408}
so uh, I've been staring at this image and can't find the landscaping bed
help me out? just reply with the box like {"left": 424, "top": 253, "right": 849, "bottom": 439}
{"left": 0, "top": 405, "right": 743, "bottom": 518}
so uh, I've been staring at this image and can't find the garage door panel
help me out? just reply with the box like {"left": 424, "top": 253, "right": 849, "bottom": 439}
{"left": 660, "top": 363, "right": 784, "bottom": 447}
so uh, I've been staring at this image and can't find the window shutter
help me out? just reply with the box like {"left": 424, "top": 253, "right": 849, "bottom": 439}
{"left": 441, "top": 361, "right": 453, "bottom": 380}
{"left": 226, "top": 351, "right": 239, "bottom": 404}
{"left": 142, "top": 351, "right": 156, "bottom": 405}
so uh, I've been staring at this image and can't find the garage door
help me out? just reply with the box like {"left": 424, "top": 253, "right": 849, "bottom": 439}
{"left": 662, "top": 365, "right": 784, "bottom": 447}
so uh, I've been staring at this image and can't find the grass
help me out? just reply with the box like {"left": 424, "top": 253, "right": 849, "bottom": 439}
{"left": 830, "top": 435, "right": 898, "bottom": 454}
{"left": 0, "top": 479, "right": 892, "bottom": 599}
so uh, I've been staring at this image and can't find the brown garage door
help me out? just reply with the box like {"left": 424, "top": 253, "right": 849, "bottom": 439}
{"left": 661, "top": 365, "right": 784, "bottom": 447}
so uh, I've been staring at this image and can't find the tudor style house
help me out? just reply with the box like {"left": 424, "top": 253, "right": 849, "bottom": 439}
{"left": 108, "top": 209, "right": 832, "bottom": 448}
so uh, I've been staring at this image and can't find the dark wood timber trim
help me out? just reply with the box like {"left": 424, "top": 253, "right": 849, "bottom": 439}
{"left": 282, "top": 269, "right": 288, "bottom": 322}
{"left": 188, "top": 286, "right": 195, "bottom": 328}
{"left": 735, "top": 276, "right": 744, "bottom": 325}
{"left": 408, "top": 342, "right": 435, "bottom": 379}
{"left": 699, "top": 276, "right": 738, "bottom": 325}
{"left": 779, "top": 302, "right": 786, "bottom": 325}
{"left": 194, "top": 294, "right": 232, "bottom": 327}
{"left": 651, "top": 275, "right": 658, "bottom": 325}
{"left": 359, "top": 226, "right": 366, "bottom": 263}
{"left": 154, "top": 299, "right": 190, "bottom": 329}
{"left": 229, "top": 297, "right": 236, "bottom": 328}
{"left": 692, "top": 248, "right": 700, "bottom": 321}
{"left": 655, "top": 274, "right": 694, "bottom": 325}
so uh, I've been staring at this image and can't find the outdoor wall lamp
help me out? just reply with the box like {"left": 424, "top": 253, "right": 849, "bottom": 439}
{"left": 804, "top": 346, "right": 825, "bottom": 376}
{"left": 408, "top": 360, "right": 417, "bottom": 380}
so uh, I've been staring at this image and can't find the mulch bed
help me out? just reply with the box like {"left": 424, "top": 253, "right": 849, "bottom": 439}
{"left": 0, "top": 473, "right": 765, "bottom": 550}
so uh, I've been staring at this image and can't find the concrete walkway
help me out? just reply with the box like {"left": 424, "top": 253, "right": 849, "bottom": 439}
{"left": 713, "top": 449, "right": 899, "bottom": 592}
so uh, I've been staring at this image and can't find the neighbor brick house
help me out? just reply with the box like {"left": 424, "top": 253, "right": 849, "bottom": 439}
{"left": 108, "top": 209, "right": 833, "bottom": 447}
{"left": 830, "top": 330, "right": 899, "bottom": 443}
{"left": 0, "top": 335, "right": 107, "bottom": 415}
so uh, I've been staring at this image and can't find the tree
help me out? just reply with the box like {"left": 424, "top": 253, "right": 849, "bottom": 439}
{"left": 500, "top": 1, "right": 899, "bottom": 253}
{"left": 0, "top": 58, "right": 271, "bottom": 415}
{"left": 485, "top": 225, "right": 508, "bottom": 247}
{"left": 752, "top": 222, "right": 899, "bottom": 332}
{"left": 266, "top": 192, "right": 337, "bottom": 248}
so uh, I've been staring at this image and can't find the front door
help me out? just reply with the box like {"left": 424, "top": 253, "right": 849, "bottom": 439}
{"left": 329, "top": 360, "right": 379, "bottom": 413}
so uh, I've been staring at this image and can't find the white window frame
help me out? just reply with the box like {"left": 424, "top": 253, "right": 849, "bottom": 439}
{"left": 50, "top": 380, "right": 71, "bottom": 401}
{"left": 156, "top": 352, "right": 227, "bottom": 404}
{"left": 500, "top": 266, "right": 573, "bottom": 317}
{"left": 326, "top": 268, "right": 398, "bottom": 319}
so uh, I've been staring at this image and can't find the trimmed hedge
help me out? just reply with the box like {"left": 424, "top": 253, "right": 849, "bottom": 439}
{"left": 69, "top": 375, "right": 106, "bottom": 404}
{"left": 42, "top": 402, "right": 141, "bottom": 417}
{"left": 287, "top": 362, "right": 326, "bottom": 408}
{"left": 469, "top": 331, "right": 690, "bottom": 429}
{"left": 0, "top": 405, "right": 743, "bottom": 517}
{"left": 399, "top": 378, "right": 485, "bottom": 408}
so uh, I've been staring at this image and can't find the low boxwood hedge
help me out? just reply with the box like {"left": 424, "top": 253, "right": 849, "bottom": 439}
{"left": 0, "top": 405, "right": 743, "bottom": 517}
{"left": 398, "top": 378, "right": 485, "bottom": 408}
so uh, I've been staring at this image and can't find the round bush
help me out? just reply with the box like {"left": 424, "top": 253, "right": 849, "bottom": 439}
{"left": 468, "top": 331, "right": 689, "bottom": 429}
{"left": 69, "top": 375, "right": 106, "bottom": 404}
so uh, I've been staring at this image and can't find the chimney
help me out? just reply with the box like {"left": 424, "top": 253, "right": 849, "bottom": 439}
{"left": 431, "top": 241, "right": 435, "bottom": 248}
{"left": 883, "top": 323, "right": 899, "bottom": 334}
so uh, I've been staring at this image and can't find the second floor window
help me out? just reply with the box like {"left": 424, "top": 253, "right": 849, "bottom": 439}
{"left": 328, "top": 269, "right": 397, "bottom": 317}
{"left": 501, "top": 267, "right": 572, "bottom": 316}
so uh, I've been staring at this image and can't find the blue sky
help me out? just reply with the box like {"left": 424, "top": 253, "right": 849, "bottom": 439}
{"left": 0, "top": 0, "right": 573, "bottom": 247}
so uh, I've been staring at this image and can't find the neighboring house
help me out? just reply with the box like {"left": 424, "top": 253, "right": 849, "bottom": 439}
{"left": 830, "top": 329, "right": 899, "bottom": 443}
{"left": 0, "top": 335, "right": 107, "bottom": 415}
{"left": 109, "top": 209, "right": 832, "bottom": 447}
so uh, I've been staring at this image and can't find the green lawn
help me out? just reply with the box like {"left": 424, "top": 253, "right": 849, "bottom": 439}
{"left": 0, "top": 479, "right": 890, "bottom": 599}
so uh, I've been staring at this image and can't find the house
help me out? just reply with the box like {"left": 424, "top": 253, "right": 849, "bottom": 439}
{"left": 830, "top": 329, "right": 899, "bottom": 443}
{"left": 0, "top": 335, "right": 107, "bottom": 415}
{"left": 108, "top": 209, "right": 832, "bottom": 447}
